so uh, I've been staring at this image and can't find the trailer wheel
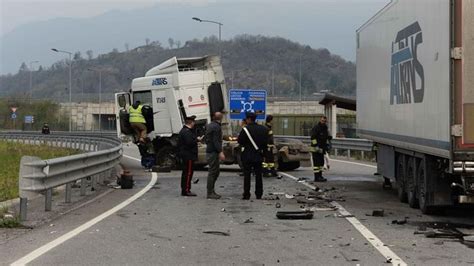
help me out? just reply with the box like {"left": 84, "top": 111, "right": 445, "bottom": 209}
{"left": 417, "top": 159, "right": 434, "bottom": 214}
{"left": 407, "top": 158, "right": 419, "bottom": 209}
{"left": 396, "top": 155, "right": 408, "bottom": 203}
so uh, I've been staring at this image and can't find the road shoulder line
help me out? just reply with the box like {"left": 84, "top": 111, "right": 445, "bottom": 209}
{"left": 11, "top": 171, "right": 157, "bottom": 266}
{"left": 279, "top": 171, "right": 407, "bottom": 266}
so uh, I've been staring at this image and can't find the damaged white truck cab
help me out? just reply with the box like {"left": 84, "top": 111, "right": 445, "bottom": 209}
{"left": 115, "top": 55, "right": 310, "bottom": 169}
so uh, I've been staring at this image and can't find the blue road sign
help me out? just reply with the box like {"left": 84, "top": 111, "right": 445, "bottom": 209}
{"left": 24, "top": 115, "right": 34, "bottom": 124}
{"left": 229, "top": 89, "right": 267, "bottom": 120}
{"left": 11, "top": 112, "right": 17, "bottom": 120}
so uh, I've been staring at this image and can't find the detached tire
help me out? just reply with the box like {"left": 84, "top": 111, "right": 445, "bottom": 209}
{"left": 277, "top": 160, "right": 300, "bottom": 171}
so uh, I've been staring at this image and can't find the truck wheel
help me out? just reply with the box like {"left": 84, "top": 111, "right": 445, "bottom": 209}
{"left": 417, "top": 160, "right": 434, "bottom": 214}
{"left": 396, "top": 155, "right": 408, "bottom": 203}
{"left": 278, "top": 160, "right": 300, "bottom": 171}
{"left": 407, "top": 158, "right": 419, "bottom": 209}
{"left": 156, "top": 146, "right": 178, "bottom": 170}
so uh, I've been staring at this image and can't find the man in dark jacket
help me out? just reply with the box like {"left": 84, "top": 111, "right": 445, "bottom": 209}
{"left": 178, "top": 116, "right": 198, "bottom": 196}
{"left": 238, "top": 112, "right": 269, "bottom": 200}
{"left": 262, "top": 115, "right": 277, "bottom": 177}
{"left": 205, "top": 112, "right": 225, "bottom": 199}
{"left": 41, "top": 123, "right": 50, "bottom": 134}
{"left": 310, "top": 116, "right": 331, "bottom": 182}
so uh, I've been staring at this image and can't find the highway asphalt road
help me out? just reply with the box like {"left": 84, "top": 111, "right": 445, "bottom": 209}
{"left": 2, "top": 144, "right": 474, "bottom": 265}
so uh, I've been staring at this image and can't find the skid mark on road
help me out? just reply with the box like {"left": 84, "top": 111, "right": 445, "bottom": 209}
{"left": 279, "top": 171, "right": 407, "bottom": 266}
{"left": 11, "top": 164, "right": 157, "bottom": 266}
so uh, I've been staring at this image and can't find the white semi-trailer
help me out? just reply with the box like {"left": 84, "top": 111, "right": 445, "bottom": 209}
{"left": 357, "top": 0, "right": 474, "bottom": 213}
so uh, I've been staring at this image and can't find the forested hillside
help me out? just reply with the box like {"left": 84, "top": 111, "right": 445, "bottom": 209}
{"left": 0, "top": 35, "right": 356, "bottom": 102}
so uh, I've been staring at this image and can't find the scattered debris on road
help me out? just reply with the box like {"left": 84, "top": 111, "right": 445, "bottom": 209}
{"left": 276, "top": 211, "right": 314, "bottom": 220}
{"left": 391, "top": 218, "right": 408, "bottom": 225}
{"left": 275, "top": 203, "right": 281, "bottom": 208}
{"left": 367, "top": 209, "right": 384, "bottom": 217}
{"left": 244, "top": 218, "right": 254, "bottom": 224}
{"left": 203, "top": 231, "right": 230, "bottom": 236}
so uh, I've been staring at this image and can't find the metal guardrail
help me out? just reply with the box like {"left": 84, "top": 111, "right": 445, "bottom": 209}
{"left": 0, "top": 132, "right": 122, "bottom": 220}
{"left": 275, "top": 135, "right": 374, "bottom": 158}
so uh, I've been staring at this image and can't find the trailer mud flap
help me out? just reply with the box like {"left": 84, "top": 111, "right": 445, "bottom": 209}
{"left": 464, "top": 104, "right": 474, "bottom": 144}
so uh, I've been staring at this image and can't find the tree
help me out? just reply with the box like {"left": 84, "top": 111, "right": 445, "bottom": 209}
{"left": 86, "top": 50, "right": 93, "bottom": 60}
{"left": 19, "top": 62, "right": 28, "bottom": 73}
{"left": 112, "top": 48, "right": 119, "bottom": 54}
{"left": 168, "top": 38, "right": 175, "bottom": 49}
{"left": 176, "top": 40, "right": 182, "bottom": 49}
{"left": 73, "top": 51, "right": 82, "bottom": 60}
{"left": 145, "top": 38, "right": 150, "bottom": 46}
{"left": 38, "top": 65, "right": 44, "bottom": 72}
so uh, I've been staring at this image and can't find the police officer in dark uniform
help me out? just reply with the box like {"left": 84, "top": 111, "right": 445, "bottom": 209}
{"left": 238, "top": 112, "right": 269, "bottom": 200}
{"left": 263, "top": 115, "right": 277, "bottom": 177}
{"left": 178, "top": 115, "right": 198, "bottom": 196}
{"left": 310, "top": 116, "right": 331, "bottom": 182}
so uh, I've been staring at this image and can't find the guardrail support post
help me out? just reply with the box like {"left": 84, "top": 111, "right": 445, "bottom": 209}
{"left": 80, "top": 178, "right": 86, "bottom": 196}
{"left": 20, "top": 197, "right": 28, "bottom": 221}
{"left": 361, "top": 151, "right": 365, "bottom": 160}
{"left": 334, "top": 148, "right": 338, "bottom": 156}
{"left": 65, "top": 183, "right": 72, "bottom": 203}
{"left": 91, "top": 176, "right": 97, "bottom": 191}
{"left": 347, "top": 149, "right": 351, "bottom": 158}
{"left": 45, "top": 189, "right": 52, "bottom": 211}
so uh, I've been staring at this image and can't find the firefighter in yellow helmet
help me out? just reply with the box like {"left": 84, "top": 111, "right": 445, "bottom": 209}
{"left": 129, "top": 100, "right": 147, "bottom": 143}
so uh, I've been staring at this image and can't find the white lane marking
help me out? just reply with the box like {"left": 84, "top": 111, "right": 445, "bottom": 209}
{"left": 11, "top": 172, "right": 158, "bottom": 266}
{"left": 331, "top": 159, "right": 377, "bottom": 169}
{"left": 123, "top": 154, "right": 141, "bottom": 162}
{"left": 279, "top": 172, "right": 407, "bottom": 266}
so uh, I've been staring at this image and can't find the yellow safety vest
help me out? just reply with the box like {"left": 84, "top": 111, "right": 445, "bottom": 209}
{"left": 129, "top": 105, "right": 146, "bottom": 123}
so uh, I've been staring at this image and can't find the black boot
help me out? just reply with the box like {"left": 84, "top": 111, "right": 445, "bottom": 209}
{"left": 314, "top": 172, "right": 327, "bottom": 182}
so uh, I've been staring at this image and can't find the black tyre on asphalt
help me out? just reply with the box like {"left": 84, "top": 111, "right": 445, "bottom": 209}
{"left": 407, "top": 158, "right": 419, "bottom": 209}
{"left": 277, "top": 160, "right": 300, "bottom": 171}
{"left": 417, "top": 159, "right": 435, "bottom": 214}
{"left": 396, "top": 154, "right": 408, "bottom": 203}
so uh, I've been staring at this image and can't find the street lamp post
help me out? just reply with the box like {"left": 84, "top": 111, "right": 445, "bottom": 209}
{"left": 51, "top": 48, "right": 73, "bottom": 131}
{"left": 299, "top": 54, "right": 302, "bottom": 102}
{"left": 29, "top": 61, "right": 39, "bottom": 103}
{"left": 192, "top": 17, "right": 223, "bottom": 56}
{"left": 87, "top": 68, "right": 103, "bottom": 131}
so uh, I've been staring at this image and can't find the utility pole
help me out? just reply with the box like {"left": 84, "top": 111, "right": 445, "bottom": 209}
{"left": 299, "top": 54, "right": 302, "bottom": 102}
{"left": 51, "top": 48, "right": 73, "bottom": 131}
{"left": 192, "top": 17, "right": 223, "bottom": 57}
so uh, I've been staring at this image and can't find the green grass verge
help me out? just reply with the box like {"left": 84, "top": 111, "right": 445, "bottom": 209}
{"left": 0, "top": 141, "right": 79, "bottom": 202}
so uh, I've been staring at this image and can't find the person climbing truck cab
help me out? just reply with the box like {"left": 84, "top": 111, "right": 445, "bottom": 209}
{"left": 263, "top": 115, "right": 277, "bottom": 177}
{"left": 129, "top": 100, "right": 147, "bottom": 143}
{"left": 310, "top": 116, "right": 331, "bottom": 182}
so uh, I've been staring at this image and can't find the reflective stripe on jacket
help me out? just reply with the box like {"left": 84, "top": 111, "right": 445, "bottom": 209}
{"left": 129, "top": 105, "right": 146, "bottom": 123}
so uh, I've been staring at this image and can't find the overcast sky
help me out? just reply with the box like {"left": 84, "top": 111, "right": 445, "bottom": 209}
{"left": 0, "top": 0, "right": 390, "bottom": 74}
{"left": 0, "top": 0, "right": 389, "bottom": 37}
